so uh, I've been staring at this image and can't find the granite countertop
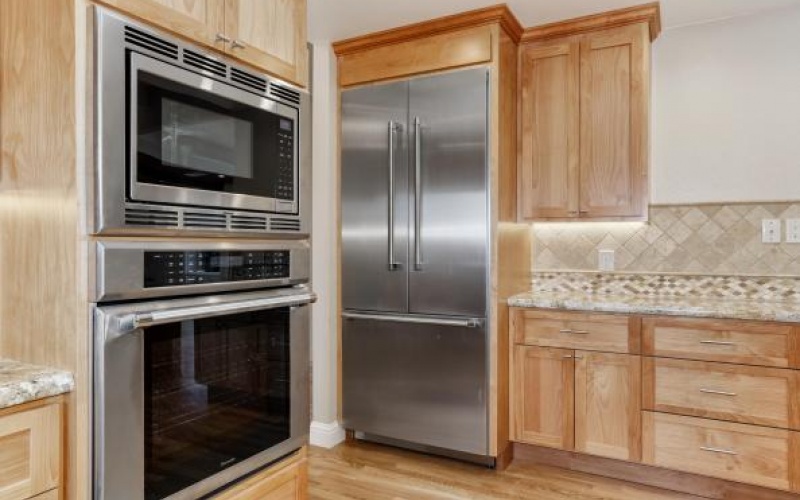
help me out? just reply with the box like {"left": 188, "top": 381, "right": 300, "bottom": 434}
{"left": 0, "top": 359, "right": 75, "bottom": 410}
{"left": 508, "top": 292, "right": 800, "bottom": 323}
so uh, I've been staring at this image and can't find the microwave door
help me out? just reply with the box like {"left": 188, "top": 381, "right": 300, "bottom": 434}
{"left": 127, "top": 52, "right": 299, "bottom": 214}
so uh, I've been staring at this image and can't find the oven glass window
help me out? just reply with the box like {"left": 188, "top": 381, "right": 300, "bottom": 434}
{"left": 144, "top": 309, "right": 291, "bottom": 499}
{"left": 135, "top": 71, "right": 296, "bottom": 201}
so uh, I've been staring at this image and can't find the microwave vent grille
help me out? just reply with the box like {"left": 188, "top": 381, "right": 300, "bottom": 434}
{"left": 183, "top": 50, "right": 227, "bottom": 78}
{"left": 230, "top": 215, "right": 268, "bottom": 231}
{"left": 270, "top": 217, "right": 301, "bottom": 232}
{"left": 124, "top": 207, "right": 179, "bottom": 227}
{"left": 231, "top": 68, "right": 267, "bottom": 93}
{"left": 268, "top": 83, "right": 301, "bottom": 105}
{"left": 183, "top": 211, "right": 227, "bottom": 229}
{"left": 124, "top": 26, "right": 179, "bottom": 60}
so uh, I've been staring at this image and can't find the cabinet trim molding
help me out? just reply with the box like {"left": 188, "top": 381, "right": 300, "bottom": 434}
{"left": 522, "top": 2, "right": 661, "bottom": 43}
{"left": 332, "top": 4, "right": 523, "bottom": 56}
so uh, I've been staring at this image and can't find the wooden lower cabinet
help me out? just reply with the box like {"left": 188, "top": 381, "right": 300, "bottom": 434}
{"left": 214, "top": 448, "right": 308, "bottom": 500}
{"left": 575, "top": 352, "right": 641, "bottom": 461}
{"left": 643, "top": 412, "right": 800, "bottom": 492}
{"left": 512, "top": 345, "right": 641, "bottom": 461}
{"left": 0, "top": 398, "right": 63, "bottom": 500}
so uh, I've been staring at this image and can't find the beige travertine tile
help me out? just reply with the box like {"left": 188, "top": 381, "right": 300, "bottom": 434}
{"left": 532, "top": 202, "right": 800, "bottom": 276}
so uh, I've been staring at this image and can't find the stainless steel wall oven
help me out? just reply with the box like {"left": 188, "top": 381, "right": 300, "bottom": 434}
{"left": 92, "top": 241, "right": 314, "bottom": 499}
{"left": 93, "top": 8, "right": 311, "bottom": 237}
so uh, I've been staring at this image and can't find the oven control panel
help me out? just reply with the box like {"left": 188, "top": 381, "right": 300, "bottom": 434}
{"left": 144, "top": 250, "right": 290, "bottom": 288}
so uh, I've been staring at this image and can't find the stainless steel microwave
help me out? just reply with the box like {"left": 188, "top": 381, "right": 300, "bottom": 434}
{"left": 93, "top": 8, "right": 311, "bottom": 237}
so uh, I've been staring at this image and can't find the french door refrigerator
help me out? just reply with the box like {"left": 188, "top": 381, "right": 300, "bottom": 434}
{"left": 341, "top": 67, "right": 491, "bottom": 460}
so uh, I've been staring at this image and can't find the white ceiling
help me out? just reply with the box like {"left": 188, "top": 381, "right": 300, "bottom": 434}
{"left": 308, "top": 0, "right": 800, "bottom": 43}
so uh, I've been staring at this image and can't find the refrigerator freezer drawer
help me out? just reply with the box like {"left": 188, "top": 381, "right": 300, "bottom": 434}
{"left": 342, "top": 314, "right": 489, "bottom": 456}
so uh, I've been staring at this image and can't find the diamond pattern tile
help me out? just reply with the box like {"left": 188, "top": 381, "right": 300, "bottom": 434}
{"left": 532, "top": 202, "right": 800, "bottom": 276}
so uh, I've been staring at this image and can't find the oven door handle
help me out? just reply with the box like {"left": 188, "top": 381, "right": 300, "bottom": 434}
{"left": 112, "top": 292, "right": 317, "bottom": 335}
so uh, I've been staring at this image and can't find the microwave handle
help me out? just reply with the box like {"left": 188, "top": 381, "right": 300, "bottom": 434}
{"left": 112, "top": 292, "right": 316, "bottom": 336}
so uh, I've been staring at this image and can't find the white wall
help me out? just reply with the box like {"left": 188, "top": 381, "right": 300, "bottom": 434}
{"left": 309, "top": 42, "right": 343, "bottom": 446}
{"left": 651, "top": 5, "right": 800, "bottom": 204}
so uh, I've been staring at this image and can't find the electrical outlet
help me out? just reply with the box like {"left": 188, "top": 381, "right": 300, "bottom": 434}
{"left": 598, "top": 249, "right": 615, "bottom": 271}
{"left": 762, "top": 219, "right": 782, "bottom": 243}
{"left": 787, "top": 219, "right": 800, "bottom": 243}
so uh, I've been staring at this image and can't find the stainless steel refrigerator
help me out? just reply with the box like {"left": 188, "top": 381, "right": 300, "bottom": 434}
{"left": 341, "top": 67, "right": 491, "bottom": 460}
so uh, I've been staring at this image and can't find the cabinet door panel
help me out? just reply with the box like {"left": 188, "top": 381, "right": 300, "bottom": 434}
{"left": 513, "top": 346, "right": 574, "bottom": 449}
{"left": 579, "top": 23, "right": 648, "bottom": 218}
{"left": 575, "top": 352, "right": 641, "bottom": 461}
{"left": 518, "top": 41, "right": 579, "bottom": 219}
{"left": 97, "top": 0, "right": 225, "bottom": 50}
{"left": 225, "top": 0, "right": 308, "bottom": 86}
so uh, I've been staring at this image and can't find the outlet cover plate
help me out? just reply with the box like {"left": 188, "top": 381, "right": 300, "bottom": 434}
{"left": 598, "top": 249, "right": 615, "bottom": 271}
{"left": 787, "top": 219, "right": 800, "bottom": 243}
{"left": 763, "top": 219, "right": 782, "bottom": 243}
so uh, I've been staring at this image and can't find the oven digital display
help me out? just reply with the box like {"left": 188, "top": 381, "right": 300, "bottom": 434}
{"left": 144, "top": 251, "right": 290, "bottom": 287}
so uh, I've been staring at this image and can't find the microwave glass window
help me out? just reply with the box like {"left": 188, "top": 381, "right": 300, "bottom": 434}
{"left": 135, "top": 71, "right": 296, "bottom": 201}
{"left": 143, "top": 309, "right": 291, "bottom": 500}
{"left": 160, "top": 98, "right": 253, "bottom": 178}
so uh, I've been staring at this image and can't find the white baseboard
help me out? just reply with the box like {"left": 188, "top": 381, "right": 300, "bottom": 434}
{"left": 309, "top": 420, "right": 346, "bottom": 449}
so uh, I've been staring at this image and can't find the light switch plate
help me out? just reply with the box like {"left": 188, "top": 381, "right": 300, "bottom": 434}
{"left": 762, "top": 219, "right": 782, "bottom": 243}
{"left": 598, "top": 249, "right": 615, "bottom": 271}
{"left": 787, "top": 219, "right": 800, "bottom": 243}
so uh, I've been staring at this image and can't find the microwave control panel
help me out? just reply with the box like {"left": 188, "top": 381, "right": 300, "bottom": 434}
{"left": 144, "top": 250, "right": 290, "bottom": 288}
{"left": 276, "top": 121, "right": 295, "bottom": 200}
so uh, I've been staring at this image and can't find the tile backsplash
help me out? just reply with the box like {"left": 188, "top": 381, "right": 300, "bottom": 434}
{"left": 532, "top": 202, "right": 800, "bottom": 276}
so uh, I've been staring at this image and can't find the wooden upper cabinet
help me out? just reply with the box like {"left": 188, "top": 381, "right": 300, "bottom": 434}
{"left": 579, "top": 23, "right": 648, "bottom": 218}
{"left": 518, "top": 40, "right": 579, "bottom": 219}
{"left": 96, "top": 0, "right": 308, "bottom": 86}
{"left": 224, "top": 0, "right": 308, "bottom": 87}
{"left": 97, "top": 0, "right": 226, "bottom": 50}
{"left": 518, "top": 4, "right": 659, "bottom": 221}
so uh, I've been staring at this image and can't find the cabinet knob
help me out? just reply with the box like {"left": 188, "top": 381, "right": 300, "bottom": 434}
{"left": 215, "top": 33, "right": 231, "bottom": 44}
{"left": 231, "top": 39, "right": 247, "bottom": 50}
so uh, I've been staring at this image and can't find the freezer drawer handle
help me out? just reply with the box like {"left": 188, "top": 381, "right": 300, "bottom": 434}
{"left": 387, "top": 121, "right": 401, "bottom": 271}
{"left": 342, "top": 312, "right": 483, "bottom": 328}
{"left": 113, "top": 292, "right": 317, "bottom": 335}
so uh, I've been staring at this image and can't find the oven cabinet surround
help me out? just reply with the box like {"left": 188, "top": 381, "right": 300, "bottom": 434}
{"left": 332, "top": 5, "right": 532, "bottom": 466}
{"left": 517, "top": 4, "right": 660, "bottom": 221}
{"left": 214, "top": 447, "right": 308, "bottom": 500}
{"left": 0, "top": 397, "right": 64, "bottom": 500}
{"left": 94, "top": 0, "right": 308, "bottom": 87}
{"left": 510, "top": 308, "right": 800, "bottom": 494}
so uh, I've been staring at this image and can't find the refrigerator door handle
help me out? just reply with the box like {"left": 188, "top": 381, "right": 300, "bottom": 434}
{"left": 387, "top": 121, "right": 401, "bottom": 270}
{"left": 342, "top": 311, "right": 483, "bottom": 328}
{"left": 413, "top": 116, "right": 423, "bottom": 271}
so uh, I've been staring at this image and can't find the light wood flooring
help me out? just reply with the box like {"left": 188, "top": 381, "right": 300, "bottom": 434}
{"left": 308, "top": 441, "right": 702, "bottom": 500}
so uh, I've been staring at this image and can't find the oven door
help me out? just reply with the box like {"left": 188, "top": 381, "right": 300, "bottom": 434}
{"left": 94, "top": 287, "right": 314, "bottom": 500}
{"left": 129, "top": 51, "right": 299, "bottom": 214}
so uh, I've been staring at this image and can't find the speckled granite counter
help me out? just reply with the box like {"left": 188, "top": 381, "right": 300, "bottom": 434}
{"left": 508, "top": 292, "right": 800, "bottom": 323}
{"left": 0, "top": 359, "right": 74, "bottom": 410}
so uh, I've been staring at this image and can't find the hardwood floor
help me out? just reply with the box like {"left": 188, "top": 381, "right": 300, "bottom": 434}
{"left": 308, "top": 441, "right": 701, "bottom": 500}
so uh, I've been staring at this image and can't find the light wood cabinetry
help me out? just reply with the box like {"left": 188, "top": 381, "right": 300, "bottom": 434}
{"left": 214, "top": 448, "right": 307, "bottom": 500}
{"left": 0, "top": 398, "right": 63, "bottom": 500}
{"left": 511, "top": 310, "right": 641, "bottom": 461}
{"left": 518, "top": 6, "right": 659, "bottom": 221}
{"left": 514, "top": 310, "right": 639, "bottom": 354}
{"left": 95, "top": 0, "right": 308, "bottom": 86}
{"left": 643, "top": 412, "right": 800, "bottom": 492}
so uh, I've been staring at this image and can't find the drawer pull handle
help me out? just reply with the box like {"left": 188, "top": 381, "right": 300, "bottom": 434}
{"left": 700, "top": 388, "right": 737, "bottom": 397}
{"left": 563, "top": 355, "right": 573, "bottom": 359}
{"left": 559, "top": 329, "right": 590, "bottom": 335}
{"left": 700, "top": 340, "right": 736, "bottom": 346}
{"left": 562, "top": 355, "right": 584, "bottom": 360}
{"left": 700, "top": 446, "right": 738, "bottom": 455}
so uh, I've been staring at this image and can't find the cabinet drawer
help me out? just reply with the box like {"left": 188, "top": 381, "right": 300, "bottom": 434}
{"left": 214, "top": 448, "right": 307, "bottom": 499}
{"left": 642, "top": 316, "right": 798, "bottom": 368}
{"left": 643, "top": 358, "right": 799, "bottom": 429}
{"left": 514, "top": 310, "right": 638, "bottom": 353}
{"left": 643, "top": 412, "right": 799, "bottom": 491}
{"left": 0, "top": 402, "right": 62, "bottom": 500}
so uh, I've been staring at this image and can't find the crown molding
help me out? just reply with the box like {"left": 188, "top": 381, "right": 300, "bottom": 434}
{"left": 332, "top": 4, "right": 523, "bottom": 56}
{"left": 522, "top": 2, "right": 661, "bottom": 44}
